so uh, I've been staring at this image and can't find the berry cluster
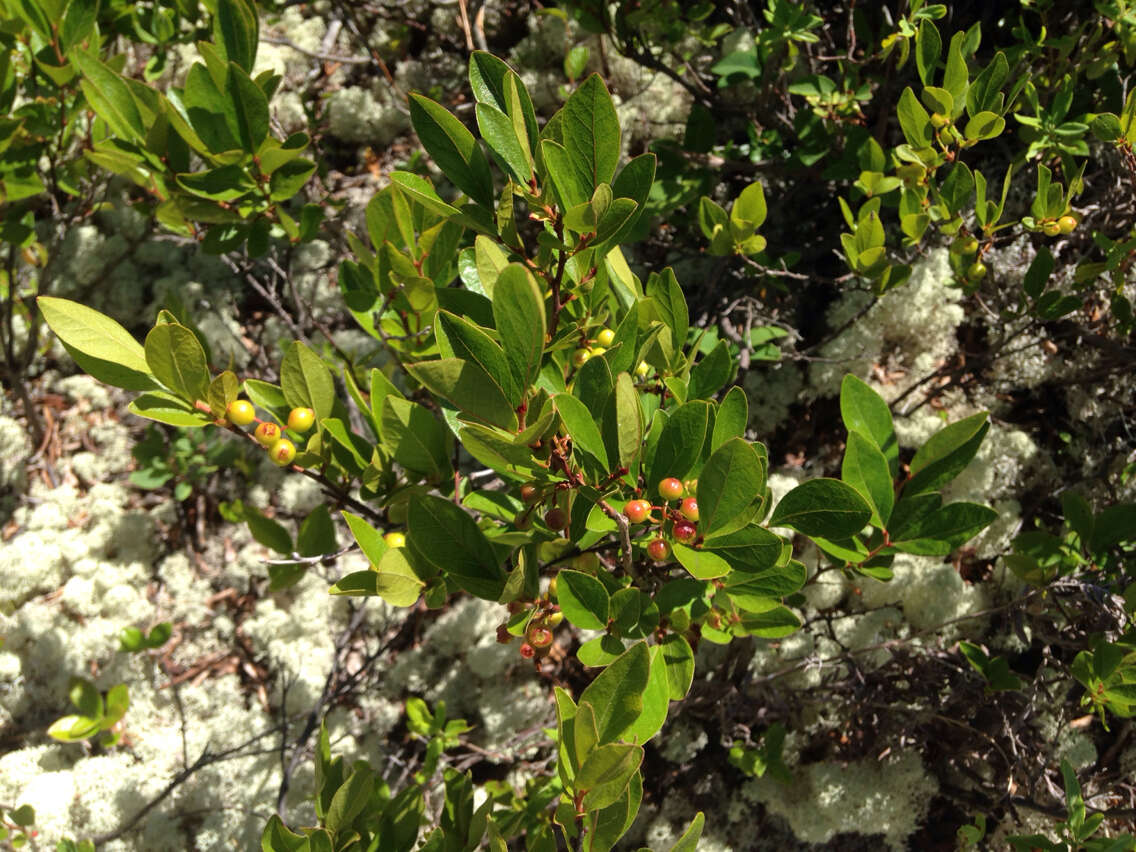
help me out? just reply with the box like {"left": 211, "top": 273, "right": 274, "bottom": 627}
{"left": 226, "top": 400, "right": 315, "bottom": 467}
{"left": 499, "top": 594, "right": 563, "bottom": 663}
{"left": 623, "top": 477, "right": 700, "bottom": 563}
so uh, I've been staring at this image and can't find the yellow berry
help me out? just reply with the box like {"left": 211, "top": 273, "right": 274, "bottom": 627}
{"left": 1058, "top": 215, "right": 1077, "bottom": 234}
{"left": 572, "top": 348, "right": 591, "bottom": 367}
{"left": 254, "top": 422, "right": 281, "bottom": 446}
{"left": 287, "top": 407, "right": 315, "bottom": 433}
{"left": 384, "top": 531, "right": 406, "bottom": 548}
{"left": 596, "top": 328, "right": 615, "bottom": 347}
{"left": 1042, "top": 220, "right": 1061, "bottom": 236}
{"left": 269, "top": 438, "right": 296, "bottom": 466}
{"left": 226, "top": 400, "right": 255, "bottom": 427}
{"left": 635, "top": 361, "right": 649, "bottom": 377}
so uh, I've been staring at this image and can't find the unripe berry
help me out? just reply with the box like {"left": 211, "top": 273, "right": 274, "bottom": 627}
{"left": 957, "top": 236, "right": 979, "bottom": 255}
{"left": 658, "top": 477, "right": 684, "bottom": 500}
{"left": 647, "top": 538, "right": 670, "bottom": 562}
{"left": 680, "top": 497, "right": 700, "bottom": 522}
{"left": 287, "top": 406, "right": 315, "bottom": 433}
{"left": 255, "top": 422, "right": 281, "bottom": 446}
{"left": 545, "top": 507, "right": 569, "bottom": 531}
{"left": 1058, "top": 215, "right": 1077, "bottom": 234}
{"left": 930, "top": 112, "right": 949, "bottom": 128}
{"left": 596, "top": 328, "right": 615, "bottom": 347}
{"left": 589, "top": 346, "right": 607, "bottom": 357}
{"left": 1042, "top": 220, "right": 1061, "bottom": 236}
{"left": 572, "top": 348, "right": 591, "bottom": 367}
{"left": 673, "top": 520, "right": 697, "bottom": 542}
{"left": 519, "top": 642, "right": 536, "bottom": 659}
{"left": 635, "top": 361, "right": 649, "bottom": 378}
{"left": 384, "top": 531, "right": 406, "bottom": 548}
{"left": 967, "top": 261, "right": 987, "bottom": 280}
{"left": 624, "top": 499, "right": 651, "bottom": 524}
{"left": 520, "top": 483, "right": 541, "bottom": 503}
{"left": 547, "top": 610, "right": 564, "bottom": 627}
{"left": 269, "top": 438, "right": 296, "bottom": 466}
{"left": 227, "top": 400, "right": 255, "bottom": 427}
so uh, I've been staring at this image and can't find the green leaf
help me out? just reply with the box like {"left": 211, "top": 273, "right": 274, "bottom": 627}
{"left": 213, "top": 0, "right": 259, "bottom": 72}
{"left": 72, "top": 50, "right": 145, "bottom": 142}
{"left": 493, "top": 263, "right": 546, "bottom": 392}
{"left": 389, "top": 171, "right": 462, "bottom": 218}
{"left": 897, "top": 87, "right": 933, "bottom": 148}
{"left": 243, "top": 504, "right": 293, "bottom": 555}
{"left": 578, "top": 635, "right": 628, "bottom": 667}
{"left": 280, "top": 340, "right": 334, "bottom": 419}
{"left": 724, "top": 559, "right": 806, "bottom": 600}
{"left": 297, "top": 505, "right": 336, "bottom": 557}
{"left": 579, "top": 641, "right": 650, "bottom": 745}
{"left": 687, "top": 340, "right": 734, "bottom": 400}
{"left": 38, "top": 297, "right": 155, "bottom": 390}
{"left": 697, "top": 438, "right": 765, "bottom": 535}
{"left": 842, "top": 431, "right": 895, "bottom": 527}
{"left": 770, "top": 478, "right": 872, "bottom": 539}
{"left": 554, "top": 394, "right": 608, "bottom": 469}
{"left": 477, "top": 102, "right": 532, "bottom": 183}
{"left": 578, "top": 743, "right": 644, "bottom": 810}
{"left": 730, "top": 181, "right": 767, "bottom": 230}
{"left": 942, "top": 31, "right": 969, "bottom": 109}
{"left": 891, "top": 501, "right": 996, "bottom": 555}
{"left": 906, "top": 412, "right": 988, "bottom": 495}
{"left": 329, "top": 560, "right": 423, "bottom": 606}
{"left": 261, "top": 815, "right": 307, "bottom": 851}
{"left": 103, "top": 683, "right": 129, "bottom": 726}
{"left": 702, "top": 525, "right": 784, "bottom": 575}
{"left": 409, "top": 94, "right": 494, "bottom": 208}
{"left": 964, "top": 111, "right": 1005, "bottom": 141}
{"left": 269, "top": 158, "right": 316, "bottom": 201}
{"left": 667, "top": 813, "right": 705, "bottom": 852}
{"left": 915, "top": 20, "right": 941, "bottom": 87}
{"left": 409, "top": 495, "right": 505, "bottom": 600}
{"left": 408, "top": 359, "right": 518, "bottom": 430}
{"left": 182, "top": 62, "right": 240, "bottom": 154}
{"left": 712, "top": 387, "right": 748, "bottom": 449}
{"left": 558, "top": 570, "right": 610, "bottom": 630}
{"left": 437, "top": 311, "right": 520, "bottom": 407}
{"left": 840, "top": 374, "right": 898, "bottom": 476}
{"left": 672, "top": 543, "right": 731, "bottom": 580}
{"left": 1023, "top": 246, "right": 1053, "bottom": 301}
{"left": 738, "top": 605, "right": 801, "bottom": 638}
{"left": 540, "top": 138, "right": 590, "bottom": 210}
{"left": 382, "top": 397, "right": 450, "bottom": 479}
{"left": 604, "top": 373, "right": 644, "bottom": 470}
{"left": 967, "top": 51, "right": 1008, "bottom": 116}
{"left": 563, "top": 74, "right": 621, "bottom": 193}
{"left": 144, "top": 322, "right": 210, "bottom": 403}
{"left": 646, "top": 267, "right": 688, "bottom": 357}
{"left": 128, "top": 392, "right": 213, "bottom": 426}
{"left": 1089, "top": 504, "right": 1136, "bottom": 554}
{"left": 647, "top": 401, "right": 709, "bottom": 487}
{"left": 659, "top": 634, "right": 694, "bottom": 700}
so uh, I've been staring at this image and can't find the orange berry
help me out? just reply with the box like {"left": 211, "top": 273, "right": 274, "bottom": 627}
{"left": 624, "top": 499, "right": 651, "bottom": 524}
{"left": 254, "top": 422, "right": 281, "bottom": 446}
{"left": 647, "top": 538, "right": 670, "bottom": 562}
{"left": 658, "top": 477, "right": 684, "bottom": 500}
{"left": 680, "top": 497, "right": 700, "bottom": 522}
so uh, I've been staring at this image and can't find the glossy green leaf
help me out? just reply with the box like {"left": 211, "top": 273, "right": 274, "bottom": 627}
{"left": 437, "top": 311, "right": 520, "bottom": 407}
{"left": 605, "top": 373, "right": 643, "bottom": 470}
{"left": 563, "top": 74, "right": 620, "bottom": 193}
{"left": 39, "top": 297, "right": 157, "bottom": 391}
{"left": 213, "top": 0, "right": 258, "bottom": 72}
{"left": 841, "top": 430, "right": 895, "bottom": 527}
{"left": 906, "top": 412, "right": 988, "bottom": 495}
{"left": 915, "top": 20, "right": 940, "bottom": 86}
{"left": 409, "top": 94, "right": 494, "bottom": 207}
{"left": 738, "top": 605, "right": 801, "bottom": 638}
{"left": 477, "top": 102, "right": 532, "bottom": 183}
{"left": 493, "top": 263, "right": 546, "bottom": 392}
{"left": 702, "top": 525, "right": 783, "bottom": 574}
{"left": 897, "top": 87, "right": 933, "bottom": 148}
{"left": 659, "top": 634, "right": 694, "bottom": 700}
{"left": 554, "top": 394, "right": 607, "bottom": 469}
{"left": 72, "top": 50, "right": 145, "bottom": 142}
{"left": 540, "top": 138, "right": 590, "bottom": 210}
{"left": 409, "top": 495, "right": 505, "bottom": 600}
{"left": 280, "top": 340, "right": 334, "bottom": 419}
{"left": 668, "top": 813, "right": 705, "bottom": 852}
{"left": 646, "top": 267, "right": 688, "bottom": 358}
{"left": 144, "top": 323, "right": 210, "bottom": 403}
{"left": 712, "top": 386, "right": 748, "bottom": 449}
{"left": 407, "top": 359, "right": 517, "bottom": 430}
{"left": 840, "top": 374, "right": 898, "bottom": 476}
{"left": 770, "top": 478, "right": 872, "bottom": 539}
{"left": 687, "top": 340, "right": 734, "bottom": 400}
{"left": 578, "top": 641, "right": 650, "bottom": 745}
{"left": 647, "top": 401, "right": 709, "bottom": 487}
{"left": 182, "top": 62, "right": 240, "bottom": 154}
{"left": 890, "top": 501, "right": 998, "bottom": 555}
{"left": 672, "top": 543, "right": 731, "bottom": 580}
{"left": 578, "top": 744, "right": 643, "bottom": 810}
{"left": 558, "top": 569, "right": 610, "bottom": 630}
{"left": 697, "top": 438, "right": 765, "bottom": 535}
{"left": 381, "top": 397, "right": 450, "bottom": 480}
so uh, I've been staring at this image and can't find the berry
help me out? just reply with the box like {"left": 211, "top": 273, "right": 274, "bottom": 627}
{"left": 1042, "top": 220, "right": 1061, "bottom": 236}
{"left": 596, "top": 328, "right": 615, "bottom": 347}
{"left": 658, "top": 477, "right": 684, "bottom": 500}
{"left": 680, "top": 497, "right": 700, "bottom": 522}
{"left": 624, "top": 499, "right": 651, "bottom": 524}
{"left": 269, "top": 438, "right": 296, "bottom": 467}
{"left": 957, "top": 236, "right": 979, "bottom": 255}
{"left": 545, "top": 508, "right": 569, "bottom": 531}
{"left": 547, "top": 610, "right": 564, "bottom": 627}
{"left": 930, "top": 112, "right": 949, "bottom": 128}
{"left": 647, "top": 538, "right": 670, "bottom": 562}
{"left": 1058, "top": 215, "right": 1078, "bottom": 234}
{"left": 383, "top": 531, "right": 406, "bottom": 548}
{"left": 227, "top": 400, "right": 255, "bottom": 427}
{"left": 967, "top": 261, "right": 987, "bottom": 280}
{"left": 572, "top": 348, "right": 591, "bottom": 367}
{"left": 519, "top": 642, "right": 536, "bottom": 659}
{"left": 673, "top": 520, "right": 697, "bottom": 542}
{"left": 635, "top": 361, "right": 649, "bottom": 378}
{"left": 548, "top": 575, "right": 559, "bottom": 599}
{"left": 527, "top": 624, "right": 554, "bottom": 648}
{"left": 287, "top": 407, "right": 315, "bottom": 433}
{"left": 589, "top": 346, "right": 607, "bottom": 357}
{"left": 520, "top": 483, "right": 541, "bottom": 503}
{"left": 254, "top": 422, "right": 281, "bottom": 446}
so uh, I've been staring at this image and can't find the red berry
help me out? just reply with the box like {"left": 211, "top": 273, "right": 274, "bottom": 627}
{"left": 226, "top": 400, "right": 255, "bottom": 427}
{"left": 519, "top": 643, "right": 536, "bottom": 659}
{"left": 658, "top": 477, "right": 684, "bottom": 500}
{"left": 527, "top": 625, "right": 553, "bottom": 648}
{"left": 647, "top": 538, "right": 670, "bottom": 562}
{"left": 624, "top": 499, "right": 651, "bottom": 524}
{"left": 254, "top": 421, "right": 281, "bottom": 446}
{"left": 287, "top": 407, "right": 315, "bottom": 433}
{"left": 545, "top": 508, "right": 569, "bottom": 531}
{"left": 673, "top": 521, "right": 697, "bottom": 542}
{"left": 680, "top": 497, "right": 700, "bottom": 522}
